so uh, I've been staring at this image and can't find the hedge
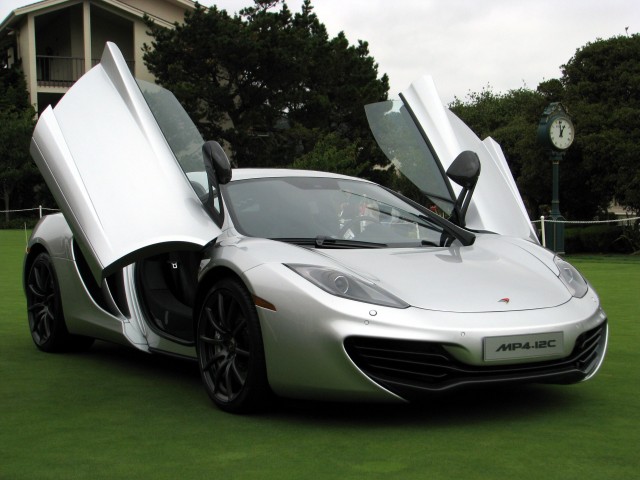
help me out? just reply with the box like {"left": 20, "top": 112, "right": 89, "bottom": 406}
{"left": 565, "top": 224, "right": 634, "bottom": 254}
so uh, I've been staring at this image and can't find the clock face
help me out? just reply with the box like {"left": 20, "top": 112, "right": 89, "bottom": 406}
{"left": 549, "top": 116, "right": 574, "bottom": 150}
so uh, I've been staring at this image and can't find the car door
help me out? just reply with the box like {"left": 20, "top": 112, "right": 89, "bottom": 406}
{"left": 30, "top": 42, "right": 222, "bottom": 283}
{"left": 366, "top": 75, "right": 538, "bottom": 243}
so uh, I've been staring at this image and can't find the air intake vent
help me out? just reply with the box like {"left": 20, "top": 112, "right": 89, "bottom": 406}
{"left": 344, "top": 322, "right": 607, "bottom": 400}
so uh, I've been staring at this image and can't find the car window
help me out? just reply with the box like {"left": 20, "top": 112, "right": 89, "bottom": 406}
{"left": 137, "top": 79, "right": 224, "bottom": 223}
{"left": 365, "top": 99, "right": 455, "bottom": 215}
{"left": 224, "top": 176, "right": 446, "bottom": 246}
{"left": 137, "top": 80, "right": 204, "bottom": 174}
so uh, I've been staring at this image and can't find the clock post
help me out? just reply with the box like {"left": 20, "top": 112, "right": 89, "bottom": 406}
{"left": 549, "top": 149, "right": 564, "bottom": 251}
{"left": 537, "top": 103, "right": 575, "bottom": 254}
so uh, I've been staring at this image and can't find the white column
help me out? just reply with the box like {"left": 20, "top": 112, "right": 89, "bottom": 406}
{"left": 26, "top": 13, "right": 38, "bottom": 110}
{"left": 83, "top": 0, "right": 91, "bottom": 73}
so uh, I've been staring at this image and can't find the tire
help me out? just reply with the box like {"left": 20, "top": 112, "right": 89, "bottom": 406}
{"left": 196, "top": 278, "right": 269, "bottom": 413}
{"left": 26, "top": 252, "right": 94, "bottom": 352}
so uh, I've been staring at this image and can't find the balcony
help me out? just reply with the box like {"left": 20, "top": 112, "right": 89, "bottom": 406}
{"left": 36, "top": 56, "right": 135, "bottom": 87}
{"left": 36, "top": 56, "right": 84, "bottom": 87}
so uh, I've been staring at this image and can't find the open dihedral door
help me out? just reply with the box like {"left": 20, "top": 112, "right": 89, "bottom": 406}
{"left": 366, "top": 76, "right": 538, "bottom": 243}
{"left": 30, "top": 42, "right": 222, "bottom": 283}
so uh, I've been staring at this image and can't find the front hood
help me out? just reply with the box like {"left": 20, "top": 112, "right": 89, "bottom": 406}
{"left": 315, "top": 236, "right": 571, "bottom": 313}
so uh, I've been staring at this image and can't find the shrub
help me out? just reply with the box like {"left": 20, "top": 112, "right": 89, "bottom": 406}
{"left": 565, "top": 224, "right": 632, "bottom": 254}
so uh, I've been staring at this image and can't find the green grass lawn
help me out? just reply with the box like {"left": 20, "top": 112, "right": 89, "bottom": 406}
{"left": 1, "top": 230, "right": 638, "bottom": 479}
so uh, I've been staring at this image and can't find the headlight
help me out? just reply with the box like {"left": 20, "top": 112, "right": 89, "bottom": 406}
{"left": 554, "top": 256, "right": 588, "bottom": 298}
{"left": 285, "top": 264, "right": 409, "bottom": 309}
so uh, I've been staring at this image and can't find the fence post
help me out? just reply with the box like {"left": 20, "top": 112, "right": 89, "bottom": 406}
{"left": 540, "top": 216, "right": 546, "bottom": 248}
{"left": 39, "top": 205, "right": 42, "bottom": 218}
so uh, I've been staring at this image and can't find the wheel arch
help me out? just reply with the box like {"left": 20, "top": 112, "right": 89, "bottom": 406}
{"left": 193, "top": 266, "right": 247, "bottom": 332}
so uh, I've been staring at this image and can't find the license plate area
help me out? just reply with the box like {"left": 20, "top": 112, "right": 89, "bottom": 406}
{"left": 484, "top": 332, "right": 564, "bottom": 361}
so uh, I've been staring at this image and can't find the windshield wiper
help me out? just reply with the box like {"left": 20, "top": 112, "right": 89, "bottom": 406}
{"left": 383, "top": 188, "right": 476, "bottom": 246}
{"left": 315, "top": 236, "right": 387, "bottom": 249}
{"left": 271, "top": 237, "right": 387, "bottom": 249}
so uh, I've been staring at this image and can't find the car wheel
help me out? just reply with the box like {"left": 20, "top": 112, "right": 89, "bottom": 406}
{"left": 26, "top": 252, "right": 94, "bottom": 352}
{"left": 196, "top": 278, "right": 269, "bottom": 413}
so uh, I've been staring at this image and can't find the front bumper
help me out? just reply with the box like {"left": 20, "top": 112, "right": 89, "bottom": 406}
{"left": 344, "top": 320, "right": 607, "bottom": 400}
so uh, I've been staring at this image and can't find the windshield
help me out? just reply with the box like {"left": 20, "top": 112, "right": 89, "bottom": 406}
{"left": 224, "top": 176, "right": 449, "bottom": 247}
{"left": 365, "top": 99, "right": 455, "bottom": 215}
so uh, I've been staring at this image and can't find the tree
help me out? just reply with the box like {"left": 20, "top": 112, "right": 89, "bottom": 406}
{"left": 450, "top": 34, "right": 640, "bottom": 220}
{"left": 0, "top": 64, "right": 37, "bottom": 223}
{"left": 143, "top": 0, "right": 388, "bottom": 176}
{"left": 561, "top": 34, "right": 640, "bottom": 214}
{"left": 450, "top": 72, "right": 639, "bottom": 219}
{"left": 291, "top": 131, "right": 364, "bottom": 177}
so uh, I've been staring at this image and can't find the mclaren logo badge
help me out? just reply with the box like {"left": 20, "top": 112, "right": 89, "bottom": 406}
{"left": 498, "top": 298, "right": 510, "bottom": 304}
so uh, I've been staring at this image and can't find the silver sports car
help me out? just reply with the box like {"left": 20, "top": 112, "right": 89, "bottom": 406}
{"left": 24, "top": 43, "right": 608, "bottom": 413}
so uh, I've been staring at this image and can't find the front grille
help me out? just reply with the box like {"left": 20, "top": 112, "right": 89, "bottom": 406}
{"left": 344, "top": 321, "right": 607, "bottom": 400}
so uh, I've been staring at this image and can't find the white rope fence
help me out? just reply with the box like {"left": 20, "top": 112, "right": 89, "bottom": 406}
{"left": 3, "top": 207, "right": 638, "bottom": 250}
{"left": 4, "top": 207, "right": 638, "bottom": 225}
{"left": 533, "top": 215, "right": 640, "bottom": 248}
{"left": 532, "top": 216, "right": 640, "bottom": 225}
{"left": 1, "top": 206, "right": 60, "bottom": 218}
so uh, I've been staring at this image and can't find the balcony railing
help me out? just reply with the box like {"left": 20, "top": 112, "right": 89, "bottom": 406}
{"left": 36, "top": 56, "right": 84, "bottom": 87}
{"left": 36, "top": 56, "right": 135, "bottom": 87}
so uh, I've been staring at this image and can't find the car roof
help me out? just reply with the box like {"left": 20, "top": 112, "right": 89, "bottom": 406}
{"left": 229, "top": 168, "right": 371, "bottom": 183}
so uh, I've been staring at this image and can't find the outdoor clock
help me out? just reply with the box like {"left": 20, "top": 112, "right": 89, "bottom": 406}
{"left": 548, "top": 115, "right": 574, "bottom": 150}
{"left": 537, "top": 103, "right": 575, "bottom": 152}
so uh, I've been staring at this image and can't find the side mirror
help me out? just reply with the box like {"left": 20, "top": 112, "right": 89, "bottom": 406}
{"left": 447, "top": 150, "right": 480, "bottom": 189}
{"left": 202, "top": 140, "right": 232, "bottom": 185}
{"left": 446, "top": 151, "right": 481, "bottom": 227}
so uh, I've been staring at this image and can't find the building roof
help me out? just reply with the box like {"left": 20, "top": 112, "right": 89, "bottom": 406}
{"left": 0, "top": 0, "right": 197, "bottom": 33}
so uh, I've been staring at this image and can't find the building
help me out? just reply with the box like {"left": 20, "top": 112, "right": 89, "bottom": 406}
{"left": 0, "top": 0, "right": 196, "bottom": 114}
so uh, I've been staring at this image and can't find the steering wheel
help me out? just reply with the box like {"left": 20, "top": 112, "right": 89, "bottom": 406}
{"left": 341, "top": 215, "right": 381, "bottom": 239}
